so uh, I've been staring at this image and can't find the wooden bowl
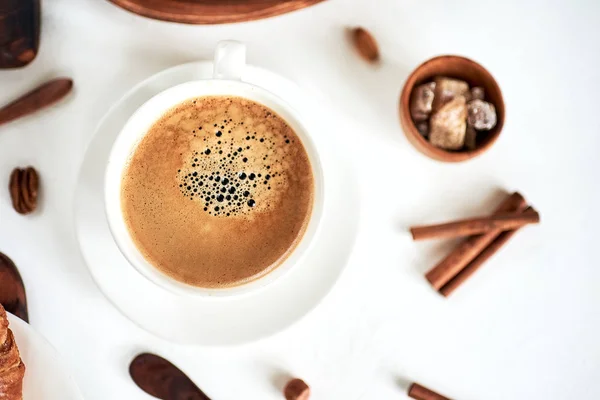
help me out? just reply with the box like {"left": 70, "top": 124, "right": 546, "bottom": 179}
{"left": 107, "top": 0, "right": 326, "bottom": 25}
{"left": 399, "top": 55, "right": 505, "bottom": 162}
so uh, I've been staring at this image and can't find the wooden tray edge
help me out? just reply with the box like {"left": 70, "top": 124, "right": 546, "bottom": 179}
{"left": 107, "top": 0, "right": 327, "bottom": 25}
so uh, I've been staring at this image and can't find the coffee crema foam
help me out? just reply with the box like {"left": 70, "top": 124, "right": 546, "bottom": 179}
{"left": 121, "top": 96, "right": 314, "bottom": 288}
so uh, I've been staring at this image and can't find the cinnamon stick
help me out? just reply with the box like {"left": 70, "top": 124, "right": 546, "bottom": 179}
{"left": 425, "top": 192, "right": 527, "bottom": 290}
{"left": 439, "top": 207, "right": 535, "bottom": 296}
{"left": 410, "top": 210, "right": 539, "bottom": 241}
{"left": 0, "top": 78, "right": 73, "bottom": 127}
{"left": 408, "top": 383, "right": 451, "bottom": 400}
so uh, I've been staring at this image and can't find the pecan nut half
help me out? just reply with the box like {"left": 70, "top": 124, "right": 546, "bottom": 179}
{"left": 9, "top": 167, "right": 39, "bottom": 215}
{"left": 284, "top": 378, "right": 310, "bottom": 400}
{"left": 351, "top": 27, "right": 380, "bottom": 63}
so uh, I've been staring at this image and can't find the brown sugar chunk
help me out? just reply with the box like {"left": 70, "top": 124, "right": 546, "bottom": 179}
{"left": 429, "top": 96, "right": 467, "bottom": 150}
{"left": 432, "top": 76, "right": 470, "bottom": 111}
{"left": 467, "top": 99, "right": 497, "bottom": 130}
{"left": 415, "top": 121, "right": 429, "bottom": 137}
{"left": 410, "top": 82, "right": 436, "bottom": 121}
{"left": 465, "top": 125, "right": 477, "bottom": 150}
{"left": 470, "top": 86, "right": 485, "bottom": 101}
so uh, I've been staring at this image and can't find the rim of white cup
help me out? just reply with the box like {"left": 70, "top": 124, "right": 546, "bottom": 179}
{"left": 104, "top": 79, "right": 325, "bottom": 298}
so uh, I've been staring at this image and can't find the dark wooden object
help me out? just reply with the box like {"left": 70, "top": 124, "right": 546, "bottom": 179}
{"left": 0, "top": 0, "right": 40, "bottom": 68}
{"left": 0, "top": 78, "right": 73, "bottom": 127}
{"left": 0, "top": 252, "right": 28, "bottom": 322}
{"left": 107, "top": 0, "right": 326, "bottom": 25}
{"left": 130, "top": 353, "right": 211, "bottom": 400}
{"left": 399, "top": 55, "right": 505, "bottom": 162}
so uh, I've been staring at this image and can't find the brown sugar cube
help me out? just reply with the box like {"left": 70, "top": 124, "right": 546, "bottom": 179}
{"left": 467, "top": 99, "right": 497, "bottom": 130}
{"left": 429, "top": 96, "right": 467, "bottom": 150}
{"left": 465, "top": 125, "right": 477, "bottom": 150}
{"left": 471, "top": 86, "right": 485, "bottom": 101}
{"left": 432, "top": 76, "right": 470, "bottom": 111}
{"left": 410, "top": 82, "right": 436, "bottom": 121}
{"left": 284, "top": 378, "right": 310, "bottom": 400}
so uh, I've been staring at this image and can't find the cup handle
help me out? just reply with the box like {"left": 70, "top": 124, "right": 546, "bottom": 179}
{"left": 213, "top": 41, "right": 246, "bottom": 81}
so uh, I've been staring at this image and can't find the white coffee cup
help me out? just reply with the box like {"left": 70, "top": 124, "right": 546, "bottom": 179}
{"left": 105, "top": 41, "right": 324, "bottom": 297}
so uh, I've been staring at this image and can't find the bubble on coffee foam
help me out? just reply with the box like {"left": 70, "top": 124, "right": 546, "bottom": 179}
{"left": 176, "top": 97, "right": 295, "bottom": 218}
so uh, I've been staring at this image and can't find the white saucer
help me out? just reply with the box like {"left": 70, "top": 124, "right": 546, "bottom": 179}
{"left": 8, "top": 314, "right": 83, "bottom": 399}
{"left": 73, "top": 61, "right": 359, "bottom": 345}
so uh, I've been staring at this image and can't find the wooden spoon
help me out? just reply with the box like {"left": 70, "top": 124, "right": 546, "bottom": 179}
{"left": 0, "top": 252, "right": 28, "bottom": 322}
{"left": 130, "top": 353, "right": 211, "bottom": 400}
{"left": 0, "top": 78, "right": 73, "bottom": 127}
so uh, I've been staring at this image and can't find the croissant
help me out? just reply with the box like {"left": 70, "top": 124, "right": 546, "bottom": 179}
{"left": 0, "top": 304, "right": 25, "bottom": 400}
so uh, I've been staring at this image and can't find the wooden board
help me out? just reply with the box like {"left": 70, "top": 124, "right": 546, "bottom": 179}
{"left": 107, "top": 0, "right": 326, "bottom": 25}
{"left": 0, "top": 0, "right": 40, "bottom": 69}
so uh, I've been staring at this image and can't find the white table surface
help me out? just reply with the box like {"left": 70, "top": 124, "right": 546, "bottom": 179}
{"left": 1, "top": 0, "right": 599, "bottom": 399}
